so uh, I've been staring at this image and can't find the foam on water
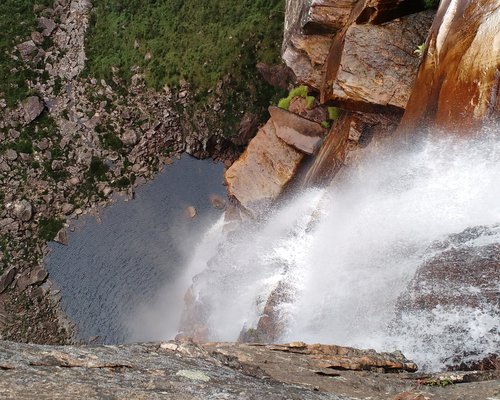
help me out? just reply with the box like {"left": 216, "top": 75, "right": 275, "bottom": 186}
{"left": 176, "top": 128, "right": 500, "bottom": 371}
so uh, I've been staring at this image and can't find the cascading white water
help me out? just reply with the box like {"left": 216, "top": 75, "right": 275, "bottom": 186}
{"left": 178, "top": 127, "right": 500, "bottom": 371}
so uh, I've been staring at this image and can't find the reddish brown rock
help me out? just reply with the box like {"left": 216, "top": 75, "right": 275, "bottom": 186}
{"left": 399, "top": 0, "right": 500, "bottom": 135}
{"left": 224, "top": 120, "right": 304, "bottom": 216}
{"left": 301, "top": 0, "right": 357, "bottom": 34}
{"left": 288, "top": 96, "right": 327, "bottom": 123}
{"left": 322, "top": 11, "right": 434, "bottom": 111}
{"left": 282, "top": 34, "right": 333, "bottom": 91}
{"left": 302, "top": 113, "right": 351, "bottom": 186}
{"left": 269, "top": 106, "right": 327, "bottom": 155}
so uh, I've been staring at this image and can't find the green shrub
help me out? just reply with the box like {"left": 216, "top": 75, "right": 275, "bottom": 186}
{"left": 424, "top": 0, "right": 439, "bottom": 9}
{"left": 278, "top": 97, "right": 291, "bottom": 110}
{"left": 305, "top": 95, "right": 315, "bottom": 109}
{"left": 278, "top": 85, "right": 312, "bottom": 110}
{"left": 328, "top": 107, "right": 341, "bottom": 120}
{"left": 88, "top": 156, "right": 109, "bottom": 181}
{"left": 321, "top": 121, "right": 331, "bottom": 129}
{"left": 101, "top": 132, "right": 123, "bottom": 152}
{"left": 38, "top": 217, "right": 64, "bottom": 241}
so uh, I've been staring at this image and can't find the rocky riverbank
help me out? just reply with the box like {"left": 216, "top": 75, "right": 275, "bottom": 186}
{"left": 0, "top": 339, "right": 498, "bottom": 399}
{"left": 0, "top": 0, "right": 274, "bottom": 343}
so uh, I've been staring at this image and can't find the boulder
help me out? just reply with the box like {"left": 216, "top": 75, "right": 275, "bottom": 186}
{"left": 225, "top": 120, "right": 304, "bottom": 216}
{"left": 185, "top": 206, "right": 197, "bottom": 219}
{"left": 288, "top": 96, "right": 327, "bottom": 123}
{"left": 322, "top": 11, "right": 434, "bottom": 111}
{"left": 0, "top": 267, "right": 17, "bottom": 294}
{"left": 269, "top": 106, "right": 326, "bottom": 155}
{"left": 39, "top": 17, "right": 56, "bottom": 37}
{"left": 16, "top": 40, "right": 37, "bottom": 62}
{"left": 22, "top": 96, "right": 44, "bottom": 124}
{"left": 256, "top": 63, "right": 293, "bottom": 90}
{"left": 121, "top": 129, "right": 138, "bottom": 146}
{"left": 12, "top": 200, "right": 33, "bottom": 222}
{"left": 398, "top": 0, "right": 500, "bottom": 134}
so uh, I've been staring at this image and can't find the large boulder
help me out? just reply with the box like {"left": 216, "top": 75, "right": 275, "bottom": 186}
{"left": 398, "top": 0, "right": 500, "bottom": 134}
{"left": 224, "top": 120, "right": 304, "bottom": 216}
{"left": 321, "top": 11, "right": 434, "bottom": 111}
{"left": 22, "top": 96, "right": 44, "bottom": 124}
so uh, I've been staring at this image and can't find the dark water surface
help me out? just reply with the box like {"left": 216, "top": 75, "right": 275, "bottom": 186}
{"left": 45, "top": 156, "right": 226, "bottom": 344}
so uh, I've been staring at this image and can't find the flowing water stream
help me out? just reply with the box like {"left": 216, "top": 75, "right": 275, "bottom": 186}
{"left": 178, "top": 127, "right": 500, "bottom": 371}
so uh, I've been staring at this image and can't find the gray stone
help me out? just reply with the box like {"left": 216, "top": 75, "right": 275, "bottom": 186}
{"left": 39, "top": 17, "right": 56, "bottom": 37}
{"left": 0, "top": 267, "right": 17, "bottom": 294}
{"left": 12, "top": 200, "right": 33, "bottom": 222}
{"left": 121, "top": 129, "right": 138, "bottom": 146}
{"left": 22, "top": 96, "right": 44, "bottom": 124}
{"left": 5, "top": 149, "right": 17, "bottom": 161}
{"left": 54, "top": 228, "right": 68, "bottom": 245}
{"left": 16, "top": 40, "right": 37, "bottom": 62}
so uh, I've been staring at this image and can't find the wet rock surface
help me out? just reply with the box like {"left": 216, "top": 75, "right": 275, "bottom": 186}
{"left": 399, "top": 0, "right": 500, "bottom": 134}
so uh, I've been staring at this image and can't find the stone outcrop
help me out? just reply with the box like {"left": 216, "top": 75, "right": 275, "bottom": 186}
{"left": 0, "top": 340, "right": 498, "bottom": 400}
{"left": 225, "top": 120, "right": 304, "bottom": 216}
{"left": 398, "top": 0, "right": 500, "bottom": 134}
{"left": 283, "top": 34, "right": 334, "bottom": 90}
{"left": 269, "top": 106, "right": 327, "bottom": 154}
{"left": 22, "top": 96, "right": 44, "bottom": 124}
{"left": 322, "top": 11, "right": 434, "bottom": 111}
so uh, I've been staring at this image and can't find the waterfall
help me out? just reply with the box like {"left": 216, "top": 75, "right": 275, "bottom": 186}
{"left": 177, "top": 126, "right": 500, "bottom": 371}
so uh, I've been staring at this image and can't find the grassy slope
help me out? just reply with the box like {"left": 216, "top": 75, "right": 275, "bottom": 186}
{"left": 0, "top": 0, "right": 52, "bottom": 107}
{"left": 84, "top": 0, "right": 286, "bottom": 136}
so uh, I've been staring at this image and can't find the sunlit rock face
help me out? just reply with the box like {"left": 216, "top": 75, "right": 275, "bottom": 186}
{"left": 321, "top": 10, "right": 434, "bottom": 112}
{"left": 399, "top": 0, "right": 500, "bottom": 134}
{"left": 224, "top": 120, "right": 304, "bottom": 217}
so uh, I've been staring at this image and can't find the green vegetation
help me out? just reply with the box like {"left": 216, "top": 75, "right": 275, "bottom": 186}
{"left": 424, "top": 0, "right": 440, "bottom": 9}
{"left": 84, "top": 0, "right": 285, "bottom": 137}
{"left": 88, "top": 156, "right": 109, "bottom": 181}
{"left": 321, "top": 121, "right": 331, "bottom": 129}
{"left": 327, "top": 107, "right": 341, "bottom": 120}
{"left": 85, "top": 0, "right": 283, "bottom": 89}
{"left": 38, "top": 217, "right": 64, "bottom": 241}
{"left": 0, "top": 0, "right": 52, "bottom": 107}
{"left": 414, "top": 43, "right": 426, "bottom": 57}
{"left": 277, "top": 85, "right": 312, "bottom": 111}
